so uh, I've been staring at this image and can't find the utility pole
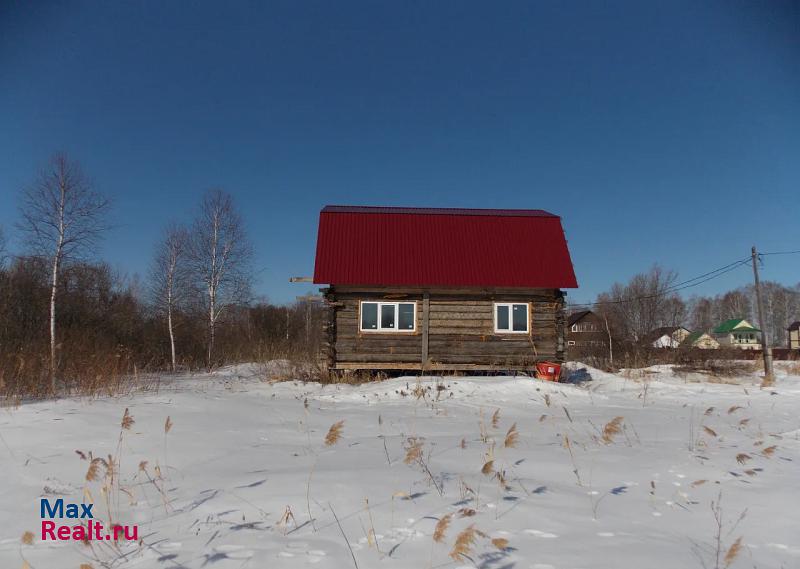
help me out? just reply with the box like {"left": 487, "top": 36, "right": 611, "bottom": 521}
{"left": 751, "top": 246, "right": 774, "bottom": 381}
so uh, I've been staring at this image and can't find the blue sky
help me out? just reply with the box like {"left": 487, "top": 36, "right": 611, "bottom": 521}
{"left": 1, "top": 1, "right": 797, "bottom": 304}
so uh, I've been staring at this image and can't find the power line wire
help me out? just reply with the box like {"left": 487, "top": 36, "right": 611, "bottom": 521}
{"left": 568, "top": 256, "right": 752, "bottom": 309}
{"left": 760, "top": 249, "right": 800, "bottom": 256}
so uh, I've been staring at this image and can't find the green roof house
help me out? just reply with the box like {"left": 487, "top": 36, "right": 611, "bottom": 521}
{"left": 712, "top": 318, "right": 761, "bottom": 350}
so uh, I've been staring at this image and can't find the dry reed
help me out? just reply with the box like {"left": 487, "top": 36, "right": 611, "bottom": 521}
{"left": 601, "top": 417, "right": 624, "bottom": 444}
{"left": 404, "top": 438, "right": 423, "bottom": 465}
{"left": 491, "top": 537, "right": 509, "bottom": 550}
{"left": 723, "top": 536, "right": 743, "bottom": 567}
{"left": 450, "top": 525, "right": 478, "bottom": 561}
{"left": 324, "top": 420, "right": 344, "bottom": 446}
{"left": 433, "top": 514, "right": 451, "bottom": 543}
{"left": 503, "top": 423, "right": 519, "bottom": 448}
{"left": 761, "top": 445, "right": 777, "bottom": 457}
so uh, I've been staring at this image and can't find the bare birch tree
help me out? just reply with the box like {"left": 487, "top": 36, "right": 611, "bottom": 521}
{"left": 187, "top": 190, "right": 252, "bottom": 369}
{"left": 150, "top": 224, "right": 189, "bottom": 372}
{"left": 17, "top": 154, "right": 110, "bottom": 390}
{"left": 596, "top": 265, "right": 681, "bottom": 342}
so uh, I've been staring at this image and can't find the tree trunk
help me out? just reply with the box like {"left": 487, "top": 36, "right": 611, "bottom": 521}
{"left": 49, "top": 253, "right": 59, "bottom": 392}
{"left": 207, "top": 292, "right": 216, "bottom": 370}
{"left": 167, "top": 294, "right": 176, "bottom": 372}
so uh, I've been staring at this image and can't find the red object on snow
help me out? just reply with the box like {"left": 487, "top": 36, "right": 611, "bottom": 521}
{"left": 535, "top": 362, "right": 562, "bottom": 382}
{"left": 313, "top": 206, "right": 578, "bottom": 288}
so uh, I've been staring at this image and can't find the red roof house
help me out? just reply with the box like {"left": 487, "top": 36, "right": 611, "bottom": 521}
{"left": 314, "top": 206, "right": 577, "bottom": 288}
{"left": 313, "top": 206, "right": 578, "bottom": 376}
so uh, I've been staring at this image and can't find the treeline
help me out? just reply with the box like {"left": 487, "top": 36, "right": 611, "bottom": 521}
{"left": 580, "top": 265, "right": 799, "bottom": 367}
{"left": 0, "top": 154, "right": 322, "bottom": 398}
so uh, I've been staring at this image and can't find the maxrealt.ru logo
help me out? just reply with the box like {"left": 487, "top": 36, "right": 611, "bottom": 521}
{"left": 40, "top": 498, "right": 138, "bottom": 541}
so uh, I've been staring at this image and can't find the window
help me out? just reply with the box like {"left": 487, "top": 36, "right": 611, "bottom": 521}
{"left": 360, "top": 301, "right": 416, "bottom": 332}
{"left": 567, "top": 340, "right": 576, "bottom": 346}
{"left": 494, "top": 303, "right": 529, "bottom": 334}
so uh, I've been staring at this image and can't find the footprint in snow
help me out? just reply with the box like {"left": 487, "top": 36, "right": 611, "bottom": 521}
{"left": 213, "top": 544, "right": 254, "bottom": 559}
{"left": 158, "top": 542, "right": 182, "bottom": 552}
{"left": 42, "top": 478, "right": 77, "bottom": 495}
{"left": 524, "top": 529, "right": 559, "bottom": 538}
{"left": 597, "top": 532, "right": 615, "bottom": 537}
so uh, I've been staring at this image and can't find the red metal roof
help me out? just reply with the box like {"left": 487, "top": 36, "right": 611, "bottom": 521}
{"left": 313, "top": 205, "right": 578, "bottom": 288}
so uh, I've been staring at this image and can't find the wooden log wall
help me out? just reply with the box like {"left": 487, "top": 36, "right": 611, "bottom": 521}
{"left": 322, "top": 286, "right": 565, "bottom": 371}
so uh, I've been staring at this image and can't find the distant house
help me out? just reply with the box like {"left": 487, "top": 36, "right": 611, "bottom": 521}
{"left": 788, "top": 322, "right": 800, "bottom": 350}
{"left": 312, "top": 206, "right": 578, "bottom": 374}
{"left": 682, "top": 331, "right": 720, "bottom": 350}
{"left": 712, "top": 318, "right": 761, "bottom": 350}
{"left": 566, "top": 310, "right": 608, "bottom": 357}
{"left": 645, "top": 326, "right": 692, "bottom": 348}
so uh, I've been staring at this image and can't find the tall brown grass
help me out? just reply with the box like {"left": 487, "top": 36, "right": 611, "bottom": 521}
{"left": 601, "top": 417, "right": 624, "bottom": 444}
{"left": 450, "top": 525, "right": 478, "bottom": 561}
{"left": 325, "top": 420, "right": 344, "bottom": 446}
{"left": 433, "top": 514, "right": 451, "bottom": 543}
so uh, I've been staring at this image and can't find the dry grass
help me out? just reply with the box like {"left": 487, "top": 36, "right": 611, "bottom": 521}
{"left": 503, "top": 423, "right": 519, "bottom": 448}
{"left": 601, "top": 416, "right": 624, "bottom": 444}
{"left": 727, "top": 405, "right": 743, "bottom": 414}
{"left": 491, "top": 409, "right": 500, "bottom": 429}
{"left": 121, "top": 408, "right": 134, "bottom": 430}
{"left": 450, "top": 525, "right": 478, "bottom": 561}
{"left": 761, "top": 445, "right": 777, "bottom": 457}
{"left": 491, "top": 537, "right": 509, "bottom": 550}
{"left": 703, "top": 426, "right": 718, "bottom": 438}
{"left": 433, "top": 514, "right": 451, "bottom": 543}
{"left": 21, "top": 531, "right": 34, "bottom": 545}
{"left": 724, "top": 536, "right": 743, "bottom": 568}
{"left": 404, "top": 438, "right": 423, "bottom": 465}
{"left": 85, "top": 458, "right": 105, "bottom": 482}
{"left": 324, "top": 420, "right": 344, "bottom": 446}
{"left": 481, "top": 460, "right": 494, "bottom": 476}
{"left": 276, "top": 505, "right": 297, "bottom": 535}
{"left": 164, "top": 416, "right": 173, "bottom": 434}
{"left": 735, "top": 453, "right": 751, "bottom": 465}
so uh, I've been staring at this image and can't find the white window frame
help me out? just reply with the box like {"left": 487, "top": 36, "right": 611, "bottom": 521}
{"left": 359, "top": 301, "right": 417, "bottom": 333}
{"left": 493, "top": 302, "right": 530, "bottom": 334}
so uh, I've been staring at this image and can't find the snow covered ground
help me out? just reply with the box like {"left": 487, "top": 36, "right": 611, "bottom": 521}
{"left": 1, "top": 362, "right": 799, "bottom": 569}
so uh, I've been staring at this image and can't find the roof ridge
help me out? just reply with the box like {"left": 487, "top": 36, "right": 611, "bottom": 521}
{"left": 322, "top": 205, "right": 558, "bottom": 218}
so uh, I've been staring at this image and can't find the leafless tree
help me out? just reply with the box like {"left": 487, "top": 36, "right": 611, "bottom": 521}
{"left": 688, "top": 296, "right": 715, "bottom": 332}
{"left": 596, "top": 265, "right": 681, "bottom": 342}
{"left": 17, "top": 154, "right": 110, "bottom": 389}
{"left": 150, "top": 224, "right": 189, "bottom": 372}
{"left": 716, "top": 290, "right": 751, "bottom": 323}
{"left": 187, "top": 190, "right": 252, "bottom": 369}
